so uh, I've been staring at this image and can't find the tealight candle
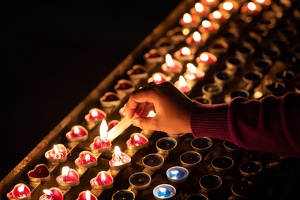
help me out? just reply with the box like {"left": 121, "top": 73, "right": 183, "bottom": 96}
{"left": 153, "top": 184, "right": 176, "bottom": 200}
{"left": 108, "top": 120, "right": 119, "bottom": 131}
{"left": 241, "top": 1, "right": 262, "bottom": 16}
{"left": 274, "top": 70, "right": 295, "bottom": 83}
{"left": 56, "top": 166, "right": 80, "bottom": 187}
{"left": 174, "top": 75, "right": 191, "bottom": 94}
{"left": 27, "top": 164, "right": 50, "bottom": 182}
{"left": 189, "top": 2, "right": 210, "bottom": 19}
{"left": 261, "top": 46, "right": 281, "bottom": 61}
{"left": 252, "top": 57, "right": 272, "bottom": 74}
{"left": 208, "top": 39, "right": 229, "bottom": 56}
{"left": 242, "top": 32, "right": 262, "bottom": 48}
{"left": 242, "top": 70, "right": 263, "bottom": 91}
{"left": 77, "top": 190, "right": 97, "bottom": 200}
{"left": 264, "top": 81, "right": 286, "bottom": 95}
{"left": 45, "top": 143, "right": 67, "bottom": 163}
{"left": 100, "top": 91, "right": 121, "bottom": 108}
{"left": 90, "top": 171, "right": 114, "bottom": 190}
{"left": 7, "top": 183, "right": 31, "bottom": 200}
{"left": 213, "top": 70, "right": 234, "bottom": 86}
{"left": 112, "top": 190, "right": 135, "bottom": 200}
{"left": 235, "top": 44, "right": 255, "bottom": 59}
{"left": 114, "top": 79, "right": 135, "bottom": 99}
{"left": 191, "top": 137, "right": 213, "bottom": 153}
{"left": 199, "top": 174, "right": 222, "bottom": 193}
{"left": 173, "top": 46, "right": 194, "bottom": 62}
{"left": 253, "top": 0, "right": 272, "bottom": 7}
{"left": 225, "top": 89, "right": 250, "bottom": 103}
{"left": 144, "top": 48, "right": 164, "bottom": 64}
{"left": 90, "top": 119, "right": 112, "bottom": 153}
{"left": 66, "top": 125, "right": 88, "bottom": 142}
{"left": 142, "top": 153, "right": 164, "bottom": 171}
{"left": 156, "top": 137, "right": 178, "bottom": 154}
{"left": 155, "top": 37, "right": 175, "bottom": 55}
{"left": 180, "top": 151, "right": 202, "bottom": 168}
{"left": 185, "top": 31, "right": 205, "bottom": 50}
{"left": 179, "top": 13, "right": 201, "bottom": 29}
{"left": 225, "top": 55, "right": 246, "bottom": 74}
{"left": 198, "top": 20, "right": 219, "bottom": 40}
{"left": 39, "top": 187, "right": 63, "bottom": 200}
{"left": 201, "top": 0, "right": 220, "bottom": 7}
{"left": 183, "top": 63, "right": 205, "bottom": 87}
{"left": 220, "top": 28, "right": 239, "bottom": 45}
{"left": 129, "top": 172, "right": 151, "bottom": 190}
{"left": 127, "top": 64, "right": 148, "bottom": 85}
{"left": 208, "top": 10, "right": 230, "bottom": 25}
{"left": 109, "top": 146, "right": 131, "bottom": 170}
{"left": 161, "top": 54, "right": 183, "bottom": 75}
{"left": 126, "top": 132, "right": 149, "bottom": 150}
{"left": 218, "top": 0, "right": 240, "bottom": 14}
{"left": 166, "top": 166, "right": 189, "bottom": 183}
{"left": 223, "top": 140, "right": 241, "bottom": 155}
{"left": 239, "top": 161, "right": 262, "bottom": 179}
{"left": 201, "top": 83, "right": 222, "bottom": 100}
{"left": 196, "top": 51, "right": 217, "bottom": 72}
{"left": 84, "top": 108, "right": 106, "bottom": 130}
{"left": 75, "top": 150, "right": 98, "bottom": 169}
{"left": 148, "top": 72, "right": 168, "bottom": 85}
{"left": 231, "top": 180, "right": 255, "bottom": 198}
{"left": 166, "top": 27, "right": 187, "bottom": 44}
{"left": 211, "top": 156, "right": 234, "bottom": 173}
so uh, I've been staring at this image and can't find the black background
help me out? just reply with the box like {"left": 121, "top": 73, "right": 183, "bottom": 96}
{"left": 1, "top": 0, "right": 182, "bottom": 181}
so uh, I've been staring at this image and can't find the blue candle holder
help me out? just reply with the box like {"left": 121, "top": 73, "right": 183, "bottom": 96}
{"left": 153, "top": 184, "right": 176, "bottom": 200}
{"left": 166, "top": 166, "right": 189, "bottom": 183}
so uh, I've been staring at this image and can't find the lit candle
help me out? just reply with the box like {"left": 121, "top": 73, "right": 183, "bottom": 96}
{"left": 147, "top": 72, "right": 168, "bottom": 85}
{"left": 179, "top": 13, "right": 200, "bottom": 29}
{"left": 114, "top": 79, "right": 135, "bottom": 99}
{"left": 27, "top": 163, "right": 50, "bottom": 182}
{"left": 161, "top": 54, "right": 183, "bottom": 75}
{"left": 7, "top": 183, "right": 31, "bottom": 200}
{"left": 89, "top": 119, "right": 112, "bottom": 153}
{"left": 208, "top": 39, "right": 229, "bottom": 55}
{"left": 129, "top": 172, "right": 151, "bottom": 190}
{"left": 173, "top": 46, "right": 194, "bottom": 62}
{"left": 201, "top": 0, "right": 219, "bottom": 7}
{"left": 56, "top": 166, "right": 80, "bottom": 187}
{"left": 142, "top": 153, "right": 164, "bottom": 171}
{"left": 241, "top": 2, "right": 262, "bottom": 15}
{"left": 198, "top": 20, "right": 220, "bottom": 39}
{"left": 189, "top": 2, "right": 210, "bottom": 18}
{"left": 174, "top": 75, "right": 191, "bottom": 94}
{"left": 126, "top": 132, "right": 149, "bottom": 150}
{"left": 90, "top": 171, "right": 114, "bottom": 190}
{"left": 153, "top": 184, "right": 176, "bottom": 200}
{"left": 183, "top": 63, "right": 205, "bottom": 82}
{"left": 253, "top": 0, "right": 272, "bottom": 7}
{"left": 166, "top": 166, "right": 189, "bottom": 183}
{"left": 196, "top": 51, "right": 217, "bottom": 71}
{"left": 218, "top": 0, "right": 240, "bottom": 13}
{"left": 77, "top": 190, "right": 97, "bottom": 200}
{"left": 109, "top": 146, "right": 131, "bottom": 170}
{"left": 156, "top": 137, "right": 177, "bottom": 154}
{"left": 208, "top": 10, "right": 230, "bottom": 24}
{"left": 66, "top": 125, "right": 88, "bottom": 142}
{"left": 100, "top": 91, "right": 121, "bottom": 108}
{"left": 75, "top": 150, "right": 98, "bottom": 169}
{"left": 84, "top": 108, "right": 106, "bottom": 130}
{"left": 39, "top": 187, "right": 63, "bottom": 200}
{"left": 45, "top": 143, "right": 67, "bottom": 163}
{"left": 180, "top": 151, "right": 202, "bottom": 168}
{"left": 143, "top": 48, "right": 164, "bottom": 64}
{"left": 185, "top": 31, "right": 205, "bottom": 49}
{"left": 127, "top": 64, "right": 148, "bottom": 85}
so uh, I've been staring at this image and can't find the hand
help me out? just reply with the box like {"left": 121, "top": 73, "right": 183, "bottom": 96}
{"left": 124, "top": 81, "right": 193, "bottom": 134}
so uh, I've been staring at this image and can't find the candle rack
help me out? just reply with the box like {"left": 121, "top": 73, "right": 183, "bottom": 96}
{"left": 1, "top": 0, "right": 300, "bottom": 199}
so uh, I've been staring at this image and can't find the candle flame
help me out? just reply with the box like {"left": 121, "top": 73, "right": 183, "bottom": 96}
{"left": 148, "top": 110, "right": 156, "bottom": 117}
{"left": 202, "top": 20, "right": 211, "bottom": 28}
{"left": 255, "top": 0, "right": 265, "bottom": 4}
{"left": 165, "top": 54, "right": 175, "bottom": 67}
{"left": 43, "top": 189, "right": 53, "bottom": 196}
{"left": 181, "top": 47, "right": 191, "bottom": 56}
{"left": 114, "top": 146, "right": 121, "bottom": 158}
{"left": 183, "top": 13, "right": 192, "bottom": 23}
{"left": 153, "top": 73, "right": 162, "bottom": 82}
{"left": 133, "top": 134, "right": 140, "bottom": 142}
{"left": 91, "top": 109, "right": 99, "bottom": 117}
{"left": 195, "top": 3, "right": 204, "bottom": 12}
{"left": 212, "top": 10, "right": 222, "bottom": 19}
{"left": 253, "top": 91, "right": 263, "bottom": 99}
{"left": 223, "top": 2, "right": 233, "bottom": 10}
{"left": 100, "top": 119, "right": 108, "bottom": 141}
{"left": 53, "top": 144, "right": 59, "bottom": 155}
{"left": 247, "top": 2, "right": 256, "bottom": 11}
{"left": 193, "top": 31, "right": 201, "bottom": 42}
{"left": 17, "top": 184, "right": 25, "bottom": 193}
{"left": 100, "top": 171, "right": 106, "bottom": 182}
{"left": 179, "top": 75, "right": 187, "bottom": 87}
{"left": 186, "top": 63, "right": 197, "bottom": 73}
{"left": 85, "top": 190, "right": 91, "bottom": 200}
{"left": 73, "top": 126, "right": 80, "bottom": 135}
{"left": 85, "top": 153, "right": 91, "bottom": 162}
{"left": 200, "top": 53, "right": 209, "bottom": 62}
{"left": 62, "top": 166, "right": 69, "bottom": 177}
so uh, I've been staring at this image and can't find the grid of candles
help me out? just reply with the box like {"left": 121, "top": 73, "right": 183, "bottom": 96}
{"left": 6, "top": 0, "right": 300, "bottom": 199}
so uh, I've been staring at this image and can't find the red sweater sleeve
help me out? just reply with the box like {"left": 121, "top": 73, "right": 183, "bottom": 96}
{"left": 190, "top": 92, "right": 300, "bottom": 157}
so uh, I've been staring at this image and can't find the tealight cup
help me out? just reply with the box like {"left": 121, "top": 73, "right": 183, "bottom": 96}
{"left": 112, "top": 190, "right": 135, "bottom": 200}
{"left": 156, "top": 137, "right": 177, "bottom": 154}
{"left": 224, "top": 89, "right": 250, "bottom": 103}
{"left": 231, "top": 180, "right": 254, "bottom": 198}
{"left": 213, "top": 70, "right": 234, "bottom": 86}
{"left": 185, "top": 193, "right": 209, "bottom": 200}
{"left": 142, "top": 153, "right": 164, "bottom": 171}
{"left": 180, "top": 151, "right": 202, "bottom": 168}
{"left": 252, "top": 57, "right": 273, "bottom": 74}
{"left": 7, "top": 183, "right": 31, "bottom": 200}
{"left": 153, "top": 184, "right": 176, "bottom": 200}
{"left": 192, "top": 96, "right": 212, "bottom": 104}
{"left": 90, "top": 171, "right": 114, "bottom": 190}
{"left": 261, "top": 45, "right": 281, "bottom": 61}
{"left": 126, "top": 133, "right": 149, "bottom": 150}
{"left": 191, "top": 137, "right": 213, "bottom": 154}
{"left": 201, "top": 83, "right": 222, "bottom": 100}
{"left": 274, "top": 70, "right": 295, "bottom": 83}
{"left": 264, "top": 81, "right": 286, "bottom": 95}
{"left": 223, "top": 140, "right": 241, "bottom": 155}
{"left": 129, "top": 172, "right": 151, "bottom": 190}
{"left": 166, "top": 166, "right": 189, "bottom": 183}
{"left": 242, "top": 70, "right": 263, "bottom": 91}
{"left": 211, "top": 156, "right": 234, "bottom": 173}
{"left": 225, "top": 55, "right": 246, "bottom": 74}
{"left": 239, "top": 161, "right": 262, "bottom": 179}
{"left": 127, "top": 64, "right": 148, "bottom": 85}
{"left": 199, "top": 174, "right": 222, "bottom": 193}
{"left": 235, "top": 44, "right": 255, "bottom": 59}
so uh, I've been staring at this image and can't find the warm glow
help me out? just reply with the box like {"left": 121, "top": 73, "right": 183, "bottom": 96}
{"left": 17, "top": 184, "right": 25, "bottom": 193}
{"left": 253, "top": 91, "right": 263, "bottom": 99}
{"left": 181, "top": 47, "right": 191, "bottom": 56}
{"left": 183, "top": 13, "right": 192, "bottom": 23}
{"left": 247, "top": 2, "right": 257, "bottom": 11}
{"left": 74, "top": 126, "right": 80, "bottom": 134}
{"left": 100, "top": 171, "right": 106, "bottom": 182}
{"left": 153, "top": 73, "right": 162, "bottom": 82}
{"left": 193, "top": 31, "right": 201, "bottom": 42}
{"left": 84, "top": 153, "right": 91, "bottom": 162}
{"left": 212, "top": 10, "right": 222, "bottom": 19}
{"left": 114, "top": 146, "right": 121, "bottom": 157}
{"left": 186, "top": 63, "right": 197, "bottom": 73}
{"left": 202, "top": 20, "right": 211, "bottom": 28}
{"left": 255, "top": 0, "right": 265, "bottom": 4}
{"left": 200, "top": 53, "right": 209, "bottom": 62}
{"left": 85, "top": 190, "right": 91, "bottom": 200}
{"left": 223, "top": 2, "right": 233, "bottom": 10}
{"left": 165, "top": 54, "right": 175, "bottom": 67}
{"left": 148, "top": 110, "right": 156, "bottom": 117}
{"left": 179, "top": 75, "right": 187, "bottom": 87}
{"left": 133, "top": 134, "right": 140, "bottom": 142}
{"left": 43, "top": 189, "right": 53, "bottom": 196}
{"left": 53, "top": 144, "right": 59, "bottom": 155}
{"left": 91, "top": 109, "right": 99, "bottom": 117}
{"left": 62, "top": 166, "right": 69, "bottom": 177}
{"left": 99, "top": 119, "right": 108, "bottom": 141}
{"left": 195, "top": 2, "right": 204, "bottom": 12}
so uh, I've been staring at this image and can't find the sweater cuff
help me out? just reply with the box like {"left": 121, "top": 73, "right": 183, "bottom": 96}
{"left": 190, "top": 100, "right": 230, "bottom": 140}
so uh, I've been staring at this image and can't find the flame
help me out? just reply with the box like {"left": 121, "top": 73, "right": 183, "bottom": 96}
{"left": 100, "top": 171, "right": 106, "bottom": 182}
{"left": 148, "top": 110, "right": 156, "bottom": 117}
{"left": 85, "top": 190, "right": 91, "bottom": 200}
{"left": 256, "top": 0, "right": 265, "bottom": 3}
{"left": 183, "top": 13, "right": 192, "bottom": 23}
{"left": 200, "top": 53, "right": 209, "bottom": 62}
{"left": 253, "top": 91, "right": 263, "bottom": 99}
{"left": 193, "top": 31, "right": 201, "bottom": 42}
{"left": 53, "top": 144, "right": 59, "bottom": 155}
{"left": 186, "top": 63, "right": 197, "bottom": 73}
{"left": 17, "top": 184, "right": 25, "bottom": 193}
{"left": 91, "top": 109, "right": 99, "bottom": 117}
{"left": 133, "top": 134, "right": 140, "bottom": 142}
{"left": 195, "top": 2, "right": 204, "bottom": 12}
{"left": 165, "top": 54, "right": 175, "bottom": 67}
{"left": 223, "top": 2, "right": 233, "bottom": 10}
{"left": 62, "top": 166, "right": 69, "bottom": 177}
{"left": 202, "top": 20, "right": 211, "bottom": 28}
{"left": 181, "top": 47, "right": 191, "bottom": 56}
{"left": 73, "top": 126, "right": 80, "bottom": 134}
{"left": 100, "top": 119, "right": 108, "bottom": 141}
{"left": 43, "top": 189, "right": 53, "bottom": 196}
{"left": 247, "top": 2, "right": 256, "bottom": 11}
{"left": 212, "top": 11, "right": 222, "bottom": 19}
{"left": 179, "top": 75, "right": 187, "bottom": 87}
{"left": 114, "top": 146, "right": 121, "bottom": 158}
{"left": 85, "top": 154, "right": 91, "bottom": 162}
{"left": 153, "top": 73, "right": 162, "bottom": 82}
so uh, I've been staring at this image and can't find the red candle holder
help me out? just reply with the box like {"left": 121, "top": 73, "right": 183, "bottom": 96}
{"left": 166, "top": 27, "right": 187, "bottom": 44}
{"left": 201, "top": 0, "right": 220, "bottom": 8}
{"left": 198, "top": 20, "right": 220, "bottom": 40}
{"left": 90, "top": 171, "right": 114, "bottom": 190}
{"left": 218, "top": 0, "right": 240, "bottom": 14}
{"left": 114, "top": 79, "right": 135, "bottom": 99}
{"left": 75, "top": 150, "right": 98, "bottom": 169}
{"left": 241, "top": 2, "right": 262, "bottom": 16}
{"left": 45, "top": 143, "right": 68, "bottom": 163}
{"left": 148, "top": 72, "right": 168, "bottom": 85}
{"left": 127, "top": 64, "right": 148, "bottom": 85}
{"left": 84, "top": 108, "right": 106, "bottom": 130}
{"left": 100, "top": 91, "right": 121, "bottom": 108}
{"left": 185, "top": 31, "right": 206, "bottom": 50}
{"left": 189, "top": 2, "right": 210, "bottom": 19}
{"left": 143, "top": 48, "right": 164, "bottom": 64}
{"left": 109, "top": 146, "right": 131, "bottom": 170}
{"left": 161, "top": 54, "right": 183, "bottom": 75}
{"left": 27, "top": 163, "right": 50, "bottom": 182}
{"left": 66, "top": 125, "right": 88, "bottom": 142}
{"left": 77, "top": 190, "right": 97, "bottom": 200}
{"left": 7, "top": 183, "right": 31, "bottom": 200}
{"left": 39, "top": 187, "right": 63, "bottom": 200}
{"left": 90, "top": 136, "right": 112, "bottom": 153}
{"left": 174, "top": 75, "right": 191, "bottom": 94}
{"left": 196, "top": 51, "right": 217, "bottom": 72}
{"left": 126, "top": 132, "right": 149, "bottom": 150}
{"left": 56, "top": 166, "right": 80, "bottom": 187}
{"left": 179, "top": 13, "right": 201, "bottom": 29}
{"left": 173, "top": 46, "right": 195, "bottom": 62}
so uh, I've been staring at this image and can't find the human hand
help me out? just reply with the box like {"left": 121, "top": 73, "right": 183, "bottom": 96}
{"left": 124, "top": 81, "right": 193, "bottom": 135}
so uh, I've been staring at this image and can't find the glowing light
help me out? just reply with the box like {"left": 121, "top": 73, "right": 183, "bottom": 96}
{"left": 99, "top": 119, "right": 108, "bottom": 141}
{"left": 195, "top": 2, "right": 204, "bottom": 12}
{"left": 181, "top": 47, "right": 191, "bottom": 56}
{"left": 183, "top": 13, "right": 192, "bottom": 23}
{"left": 193, "top": 31, "right": 201, "bottom": 42}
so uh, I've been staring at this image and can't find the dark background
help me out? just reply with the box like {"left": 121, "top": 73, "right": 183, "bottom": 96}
{"left": 1, "top": 0, "right": 182, "bottom": 181}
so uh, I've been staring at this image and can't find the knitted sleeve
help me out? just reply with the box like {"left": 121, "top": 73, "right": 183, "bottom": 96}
{"left": 190, "top": 92, "right": 300, "bottom": 157}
